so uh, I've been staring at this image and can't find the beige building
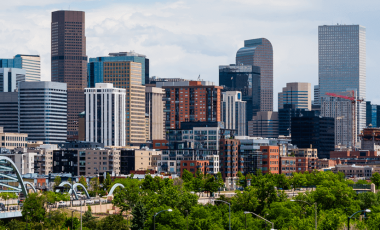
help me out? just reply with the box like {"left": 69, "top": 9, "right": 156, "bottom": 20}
{"left": 278, "top": 82, "right": 311, "bottom": 110}
{"left": 332, "top": 164, "right": 373, "bottom": 179}
{"left": 134, "top": 149, "right": 162, "bottom": 171}
{"left": 30, "top": 144, "right": 58, "bottom": 175}
{"left": 294, "top": 148, "right": 318, "bottom": 157}
{"left": 0, "top": 128, "right": 28, "bottom": 150}
{"left": 145, "top": 86, "right": 165, "bottom": 140}
{"left": 0, "top": 148, "right": 36, "bottom": 174}
{"left": 82, "top": 149, "right": 121, "bottom": 176}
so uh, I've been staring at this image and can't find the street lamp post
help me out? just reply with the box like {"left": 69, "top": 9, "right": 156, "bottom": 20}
{"left": 244, "top": 211, "right": 274, "bottom": 230}
{"left": 153, "top": 209, "right": 172, "bottom": 230}
{"left": 348, "top": 209, "right": 371, "bottom": 229}
{"left": 213, "top": 200, "right": 231, "bottom": 230}
{"left": 291, "top": 200, "right": 317, "bottom": 230}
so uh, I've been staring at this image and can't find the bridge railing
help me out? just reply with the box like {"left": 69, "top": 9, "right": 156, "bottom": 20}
{"left": 348, "top": 184, "right": 371, "bottom": 189}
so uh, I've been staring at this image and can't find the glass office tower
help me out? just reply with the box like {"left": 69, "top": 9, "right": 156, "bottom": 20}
{"left": 0, "top": 55, "right": 40, "bottom": 81}
{"left": 318, "top": 24, "right": 366, "bottom": 136}
{"left": 236, "top": 38, "right": 273, "bottom": 112}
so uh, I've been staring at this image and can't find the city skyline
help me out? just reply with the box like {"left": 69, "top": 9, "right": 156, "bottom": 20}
{"left": 1, "top": 1, "right": 380, "bottom": 108}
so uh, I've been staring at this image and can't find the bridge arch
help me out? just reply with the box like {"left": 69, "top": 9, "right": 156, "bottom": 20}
{"left": 108, "top": 183, "right": 125, "bottom": 196}
{"left": 72, "top": 183, "right": 91, "bottom": 199}
{"left": 23, "top": 182, "right": 37, "bottom": 193}
{"left": 0, "top": 156, "right": 28, "bottom": 197}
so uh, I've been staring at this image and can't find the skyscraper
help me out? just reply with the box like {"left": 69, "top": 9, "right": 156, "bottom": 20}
{"left": 221, "top": 91, "right": 246, "bottom": 136}
{"left": 219, "top": 64, "right": 260, "bottom": 121}
{"left": 236, "top": 38, "right": 273, "bottom": 112}
{"left": 0, "top": 92, "right": 18, "bottom": 133}
{"left": 145, "top": 86, "right": 165, "bottom": 140}
{"left": 85, "top": 83, "right": 126, "bottom": 147}
{"left": 51, "top": 10, "right": 87, "bottom": 140}
{"left": 88, "top": 51, "right": 149, "bottom": 87}
{"left": 0, "top": 54, "right": 40, "bottom": 81}
{"left": 318, "top": 24, "right": 366, "bottom": 136}
{"left": 248, "top": 111, "right": 279, "bottom": 138}
{"left": 278, "top": 82, "right": 311, "bottom": 110}
{"left": 19, "top": 81, "right": 67, "bottom": 144}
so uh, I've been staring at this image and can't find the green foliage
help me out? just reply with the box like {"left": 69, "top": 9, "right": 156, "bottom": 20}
{"left": 78, "top": 176, "right": 88, "bottom": 191}
{"left": 103, "top": 172, "right": 112, "bottom": 191}
{"left": 62, "top": 217, "right": 80, "bottom": 230}
{"left": 98, "top": 213, "right": 129, "bottom": 230}
{"left": 54, "top": 176, "right": 61, "bottom": 186}
{"left": 21, "top": 192, "right": 46, "bottom": 222}
{"left": 182, "top": 169, "right": 194, "bottom": 183}
{"left": 371, "top": 172, "right": 380, "bottom": 188}
{"left": 131, "top": 200, "right": 147, "bottom": 230}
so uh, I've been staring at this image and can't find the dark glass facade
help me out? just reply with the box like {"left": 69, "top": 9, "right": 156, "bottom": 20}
{"left": 366, "top": 101, "right": 380, "bottom": 128}
{"left": 278, "top": 104, "right": 306, "bottom": 136}
{"left": 291, "top": 111, "right": 334, "bottom": 159}
{"left": 52, "top": 150, "right": 78, "bottom": 176}
{"left": 51, "top": 11, "right": 87, "bottom": 141}
{"left": 219, "top": 64, "right": 260, "bottom": 121}
{"left": 236, "top": 38, "right": 273, "bottom": 112}
{"left": 0, "top": 92, "right": 18, "bottom": 133}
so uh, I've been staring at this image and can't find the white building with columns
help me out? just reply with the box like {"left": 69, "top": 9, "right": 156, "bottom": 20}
{"left": 221, "top": 91, "right": 246, "bottom": 136}
{"left": 85, "top": 83, "right": 126, "bottom": 146}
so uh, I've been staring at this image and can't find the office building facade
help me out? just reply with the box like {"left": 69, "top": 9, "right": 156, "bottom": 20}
{"left": 221, "top": 91, "right": 246, "bottom": 136}
{"left": 18, "top": 81, "right": 67, "bottom": 144}
{"left": 85, "top": 83, "right": 126, "bottom": 147}
{"left": 278, "top": 82, "right": 311, "bottom": 110}
{"left": 145, "top": 86, "right": 165, "bottom": 140}
{"left": 0, "top": 92, "right": 18, "bottom": 133}
{"left": 0, "top": 68, "right": 26, "bottom": 92}
{"left": 0, "top": 54, "right": 40, "bottom": 81}
{"left": 366, "top": 101, "right": 380, "bottom": 128}
{"left": 219, "top": 64, "right": 261, "bottom": 120}
{"left": 248, "top": 111, "right": 279, "bottom": 138}
{"left": 51, "top": 10, "right": 87, "bottom": 140}
{"left": 159, "top": 81, "right": 222, "bottom": 130}
{"left": 321, "top": 94, "right": 354, "bottom": 147}
{"left": 318, "top": 24, "right": 366, "bottom": 138}
{"left": 291, "top": 111, "right": 335, "bottom": 159}
{"left": 236, "top": 38, "right": 273, "bottom": 112}
{"left": 88, "top": 51, "right": 149, "bottom": 87}
{"left": 278, "top": 104, "right": 306, "bottom": 136}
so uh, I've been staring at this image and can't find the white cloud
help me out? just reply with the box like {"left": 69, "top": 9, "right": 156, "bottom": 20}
{"left": 1, "top": 0, "right": 380, "bottom": 109}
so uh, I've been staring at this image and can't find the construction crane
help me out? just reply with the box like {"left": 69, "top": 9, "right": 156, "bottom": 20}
{"left": 325, "top": 91, "right": 364, "bottom": 149}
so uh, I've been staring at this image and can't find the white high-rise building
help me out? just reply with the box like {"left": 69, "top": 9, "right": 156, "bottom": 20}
{"left": 85, "top": 83, "right": 126, "bottom": 146}
{"left": 318, "top": 24, "right": 366, "bottom": 139}
{"left": 0, "top": 68, "right": 26, "bottom": 92}
{"left": 221, "top": 91, "right": 246, "bottom": 136}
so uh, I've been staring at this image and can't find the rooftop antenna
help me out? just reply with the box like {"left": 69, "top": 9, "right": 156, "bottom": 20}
{"left": 197, "top": 75, "right": 201, "bottom": 81}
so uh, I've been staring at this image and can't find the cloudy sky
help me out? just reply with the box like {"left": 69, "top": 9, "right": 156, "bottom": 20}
{"left": 1, "top": 0, "right": 380, "bottom": 108}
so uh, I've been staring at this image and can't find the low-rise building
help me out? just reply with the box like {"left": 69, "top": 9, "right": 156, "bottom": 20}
{"left": 0, "top": 128, "right": 28, "bottom": 150}
{"left": 280, "top": 156, "right": 296, "bottom": 176}
{"left": 120, "top": 149, "right": 162, "bottom": 175}
{"left": 260, "top": 146, "right": 280, "bottom": 174}
{"left": 332, "top": 164, "right": 373, "bottom": 179}
{"left": 180, "top": 160, "right": 209, "bottom": 176}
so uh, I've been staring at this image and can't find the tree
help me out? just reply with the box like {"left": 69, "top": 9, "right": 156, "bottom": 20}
{"left": 22, "top": 193, "right": 46, "bottom": 223}
{"left": 90, "top": 177, "right": 100, "bottom": 192}
{"left": 44, "top": 210, "right": 66, "bottom": 229}
{"left": 98, "top": 214, "right": 129, "bottom": 230}
{"left": 131, "top": 200, "right": 147, "bottom": 230}
{"left": 0, "top": 192, "right": 17, "bottom": 209}
{"left": 371, "top": 172, "right": 380, "bottom": 188}
{"left": 78, "top": 176, "right": 88, "bottom": 191}
{"left": 62, "top": 217, "right": 80, "bottom": 230}
{"left": 182, "top": 169, "right": 194, "bottom": 183}
{"left": 104, "top": 173, "right": 112, "bottom": 191}
{"left": 54, "top": 176, "right": 61, "bottom": 186}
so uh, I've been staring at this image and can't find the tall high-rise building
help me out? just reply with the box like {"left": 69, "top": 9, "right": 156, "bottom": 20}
{"left": 18, "top": 81, "right": 67, "bottom": 144}
{"left": 0, "top": 68, "right": 26, "bottom": 92}
{"left": 248, "top": 111, "right": 279, "bottom": 138}
{"left": 85, "top": 83, "right": 126, "bottom": 147}
{"left": 51, "top": 10, "right": 87, "bottom": 141}
{"left": 236, "top": 38, "right": 273, "bottom": 111}
{"left": 321, "top": 94, "right": 354, "bottom": 147}
{"left": 221, "top": 91, "right": 246, "bottom": 136}
{"left": 145, "top": 86, "right": 165, "bottom": 140}
{"left": 314, "top": 85, "right": 320, "bottom": 105}
{"left": 318, "top": 24, "right": 366, "bottom": 137}
{"left": 0, "top": 54, "right": 40, "bottom": 81}
{"left": 88, "top": 51, "right": 149, "bottom": 87}
{"left": 158, "top": 81, "right": 222, "bottom": 130}
{"left": 278, "top": 82, "right": 311, "bottom": 110}
{"left": 278, "top": 104, "right": 306, "bottom": 136}
{"left": 102, "top": 61, "right": 146, "bottom": 145}
{"left": 0, "top": 92, "right": 18, "bottom": 133}
{"left": 219, "top": 64, "right": 260, "bottom": 121}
